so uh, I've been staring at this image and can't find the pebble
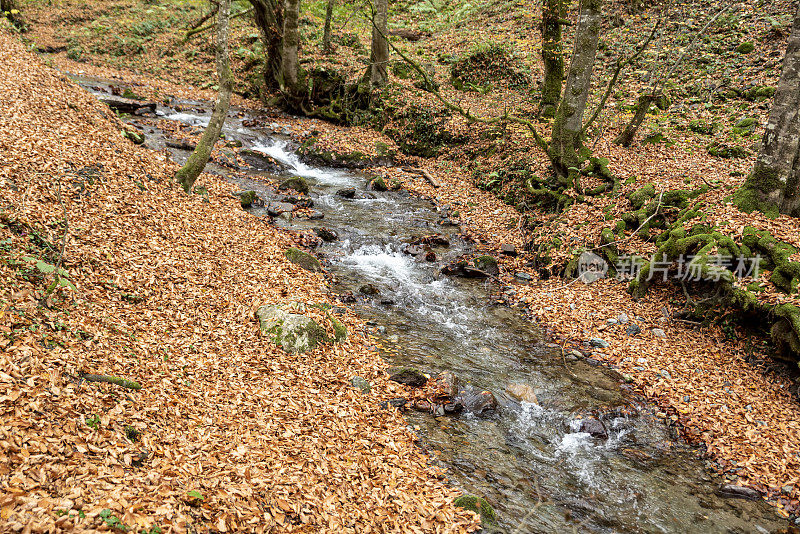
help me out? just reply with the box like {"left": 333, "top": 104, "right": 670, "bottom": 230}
{"left": 617, "top": 313, "right": 629, "bottom": 324}
{"left": 514, "top": 272, "right": 532, "bottom": 281}
{"left": 607, "top": 318, "right": 618, "bottom": 325}
{"left": 570, "top": 350, "right": 584, "bottom": 359}
{"left": 637, "top": 358, "right": 648, "bottom": 364}
{"left": 660, "top": 370, "right": 671, "bottom": 379}
{"left": 626, "top": 324, "right": 641, "bottom": 336}
{"left": 651, "top": 328, "right": 666, "bottom": 338}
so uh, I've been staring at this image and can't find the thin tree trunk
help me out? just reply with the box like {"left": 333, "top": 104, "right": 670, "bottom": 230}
{"left": 370, "top": 0, "right": 389, "bottom": 86}
{"left": 175, "top": 0, "right": 233, "bottom": 192}
{"left": 614, "top": 93, "right": 654, "bottom": 147}
{"left": 737, "top": 2, "right": 800, "bottom": 216}
{"left": 251, "top": 0, "right": 283, "bottom": 89}
{"left": 281, "top": 0, "right": 300, "bottom": 92}
{"left": 322, "top": 0, "right": 335, "bottom": 54}
{"left": 540, "top": 0, "right": 564, "bottom": 114}
{"left": 549, "top": 0, "right": 602, "bottom": 184}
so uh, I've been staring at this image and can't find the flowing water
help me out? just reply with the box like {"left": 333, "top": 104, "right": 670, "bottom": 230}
{"left": 72, "top": 75, "right": 790, "bottom": 533}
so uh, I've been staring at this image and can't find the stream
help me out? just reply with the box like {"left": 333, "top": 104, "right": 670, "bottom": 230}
{"left": 73, "top": 75, "right": 789, "bottom": 533}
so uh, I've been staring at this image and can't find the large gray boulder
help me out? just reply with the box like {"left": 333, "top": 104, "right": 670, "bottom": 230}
{"left": 256, "top": 305, "right": 327, "bottom": 353}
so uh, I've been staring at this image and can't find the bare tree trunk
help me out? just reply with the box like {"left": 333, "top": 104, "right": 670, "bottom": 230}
{"left": 322, "top": 0, "right": 335, "bottom": 54}
{"left": 280, "top": 0, "right": 300, "bottom": 92}
{"left": 549, "top": 0, "right": 602, "bottom": 185}
{"left": 175, "top": 0, "right": 233, "bottom": 192}
{"left": 614, "top": 93, "right": 654, "bottom": 147}
{"left": 370, "top": 0, "right": 389, "bottom": 86}
{"left": 251, "top": 0, "right": 283, "bottom": 89}
{"left": 540, "top": 0, "right": 564, "bottom": 115}
{"left": 737, "top": 2, "right": 800, "bottom": 216}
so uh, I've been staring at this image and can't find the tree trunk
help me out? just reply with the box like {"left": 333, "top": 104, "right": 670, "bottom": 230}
{"left": 549, "top": 0, "right": 602, "bottom": 185}
{"left": 251, "top": 0, "right": 283, "bottom": 89}
{"left": 280, "top": 0, "right": 300, "bottom": 92}
{"left": 370, "top": 0, "right": 389, "bottom": 86}
{"left": 737, "top": 2, "right": 800, "bottom": 217}
{"left": 322, "top": 0, "right": 335, "bottom": 54}
{"left": 540, "top": 0, "right": 564, "bottom": 114}
{"left": 175, "top": 0, "right": 233, "bottom": 192}
{"left": 614, "top": 93, "right": 654, "bottom": 147}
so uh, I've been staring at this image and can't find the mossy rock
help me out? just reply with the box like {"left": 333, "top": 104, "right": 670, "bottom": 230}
{"left": 368, "top": 176, "right": 388, "bottom": 191}
{"left": 743, "top": 85, "right": 776, "bottom": 101}
{"left": 733, "top": 117, "right": 758, "bottom": 136}
{"left": 688, "top": 120, "right": 717, "bottom": 135}
{"left": 234, "top": 190, "right": 257, "bottom": 208}
{"left": 285, "top": 247, "right": 323, "bottom": 272}
{"left": 473, "top": 255, "right": 499, "bottom": 276}
{"left": 735, "top": 42, "right": 755, "bottom": 54}
{"left": 388, "top": 367, "right": 427, "bottom": 387}
{"left": 123, "top": 129, "right": 145, "bottom": 145}
{"left": 280, "top": 176, "right": 310, "bottom": 194}
{"left": 627, "top": 184, "right": 656, "bottom": 210}
{"left": 256, "top": 305, "right": 327, "bottom": 353}
{"left": 453, "top": 495, "right": 497, "bottom": 526}
{"left": 707, "top": 142, "right": 748, "bottom": 159}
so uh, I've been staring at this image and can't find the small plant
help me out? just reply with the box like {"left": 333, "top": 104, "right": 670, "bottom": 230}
{"left": 98, "top": 509, "right": 128, "bottom": 531}
{"left": 85, "top": 414, "right": 101, "bottom": 430}
{"left": 124, "top": 425, "right": 141, "bottom": 442}
{"left": 19, "top": 256, "right": 76, "bottom": 291}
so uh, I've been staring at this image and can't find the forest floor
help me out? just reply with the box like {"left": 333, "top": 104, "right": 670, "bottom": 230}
{"left": 7, "top": 0, "right": 800, "bottom": 526}
{"left": 0, "top": 28, "right": 480, "bottom": 533}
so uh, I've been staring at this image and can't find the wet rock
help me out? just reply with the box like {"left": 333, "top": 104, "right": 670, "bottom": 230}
{"left": 314, "top": 227, "right": 339, "bottom": 242}
{"left": 652, "top": 328, "right": 666, "bottom": 338}
{"left": 350, "top": 376, "right": 371, "bottom": 394}
{"left": 462, "top": 266, "right": 490, "bottom": 278}
{"left": 579, "top": 418, "right": 608, "bottom": 439}
{"left": 336, "top": 187, "right": 356, "bottom": 199}
{"left": 233, "top": 190, "right": 257, "bottom": 208}
{"left": 455, "top": 387, "right": 498, "bottom": 414}
{"left": 626, "top": 324, "right": 641, "bottom": 337}
{"left": 441, "top": 260, "right": 467, "bottom": 276}
{"left": 435, "top": 371, "right": 460, "bottom": 399}
{"left": 359, "top": 283, "right": 380, "bottom": 295}
{"left": 284, "top": 247, "right": 322, "bottom": 272}
{"left": 411, "top": 234, "right": 450, "bottom": 247}
{"left": 165, "top": 139, "right": 196, "bottom": 151}
{"left": 339, "top": 291, "right": 357, "bottom": 303}
{"left": 280, "top": 176, "right": 310, "bottom": 194}
{"left": 506, "top": 383, "right": 538, "bottom": 404}
{"left": 267, "top": 201, "right": 295, "bottom": 216}
{"left": 425, "top": 251, "right": 436, "bottom": 262}
{"left": 473, "top": 255, "right": 499, "bottom": 276}
{"left": 514, "top": 272, "right": 533, "bottom": 281}
{"left": 403, "top": 244, "right": 426, "bottom": 256}
{"left": 256, "top": 305, "right": 327, "bottom": 353}
{"left": 589, "top": 338, "right": 610, "bottom": 348}
{"left": 500, "top": 243, "right": 517, "bottom": 256}
{"left": 100, "top": 95, "right": 156, "bottom": 114}
{"left": 413, "top": 399, "right": 431, "bottom": 411}
{"left": 443, "top": 401, "right": 464, "bottom": 413}
{"left": 379, "top": 398, "right": 408, "bottom": 409}
{"left": 368, "top": 176, "right": 388, "bottom": 191}
{"left": 716, "top": 484, "right": 760, "bottom": 501}
{"left": 123, "top": 128, "right": 145, "bottom": 145}
{"left": 307, "top": 210, "right": 325, "bottom": 220}
{"left": 453, "top": 495, "right": 497, "bottom": 526}
{"left": 278, "top": 194, "right": 313, "bottom": 207}
{"left": 388, "top": 367, "right": 427, "bottom": 388}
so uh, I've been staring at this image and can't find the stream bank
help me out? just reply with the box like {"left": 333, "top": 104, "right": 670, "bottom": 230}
{"left": 70, "top": 74, "right": 795, "bottom": 533}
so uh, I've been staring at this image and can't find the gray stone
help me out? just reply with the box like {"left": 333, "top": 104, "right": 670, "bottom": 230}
{"left": 389, "top": 367, "right": 428, "bottom": 388}
{"left": 314, "top": 227, "right": 339, "bottom": 242}
{"left": 626, "top": 324, "right": 641, "bottom": 336}
{"left": 336, "top": 187, "right": 356, "bottom": 199}
{"left": 617, "top": 313, "right": 629, "bottom": 324}
{"left": 256, "top": 305, "right": 327, "bottom": 354}
{"left": 500, "top": 243, "right": 517, "bottom": 256}
{"left": 351, "top": 376, "right": 371, "bottom": 394}
{"left": 233, "top": 190, "right": 257, "bottom": 208}
{"left": 716, "top": 484, "right": 760, "bottom": 501}
{"left": 579, "top": 418, "right": 608, "bottom": 439}
{"left": 514, "top": 272, "right": 533, "bottom": 281}
{"left": 651, "top": 328, "right": 666, "bottom": 338}
{"left": 284, "top": 247, "right": 322, "bottom": 272}
{"left": 589, "top": 338, "right": 609, "bottom": 348}
{"left": 267, "top": 201, "right": 295, "bottom": 216}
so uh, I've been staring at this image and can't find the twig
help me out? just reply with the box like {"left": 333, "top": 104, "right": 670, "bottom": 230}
{"left": 587, "top": 188, "right": 665, "bottom": 252}
{"left": 80, "top": 373, "right": 142, "bottom": 390}
{"left": 52, "top": 175, "right": 69, "bottom": 286}
{"left": 184, "top": 6, "right": 252, "bottom": 41}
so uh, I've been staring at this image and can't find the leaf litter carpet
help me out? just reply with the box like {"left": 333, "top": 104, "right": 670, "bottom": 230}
{"left": 0, "top": 30, "right": 478, "bottom": 533}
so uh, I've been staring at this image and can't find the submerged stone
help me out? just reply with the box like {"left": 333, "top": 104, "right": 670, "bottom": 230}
{"left": 389, "top": 367, "right": 427, "bottom": 388}
{"left": 280, "top": 176, "right": 310, "bottom": 194}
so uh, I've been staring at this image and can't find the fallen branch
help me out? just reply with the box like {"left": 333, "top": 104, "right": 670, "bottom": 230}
{"left": 184, "top": 6, "right": 252, "bottom": 41}
{"left": 402, "top": 166, "right": 440, "bottom": 188}
{"left": 80, "top": 373, "right": 142, "bottom": 390}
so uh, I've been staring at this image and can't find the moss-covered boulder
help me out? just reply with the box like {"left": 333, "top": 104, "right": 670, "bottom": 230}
{"left": 707, "top": 142, "right": 748, "bottom": 159}
{"left": 368, "top": 176, "right": 388, "bottom": 192}
{"left": 388, "top": 367, "right": 427, "bottom": 387}
{"left": 280, "top": 176, "right": 310, "bottom": 194}
{"left": 285, "top": 247, "right": 323, "bottom": 272}
{"left": 473, "top": 255, "right": 499, "bottom": 276}
{"left": 735, "top": 42, "right": 755, "bottom": 54}
{"left": 453, "top": 495, "right": 497, "bottom": 526}
{"left": 256, "top": 305, "right": 327, "bottom": 353}
{"left": 123, "top": 128, "right": 145, "bottom": 145}
{"left": 234, "top": 190, "right": 257, "bottom": 208}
